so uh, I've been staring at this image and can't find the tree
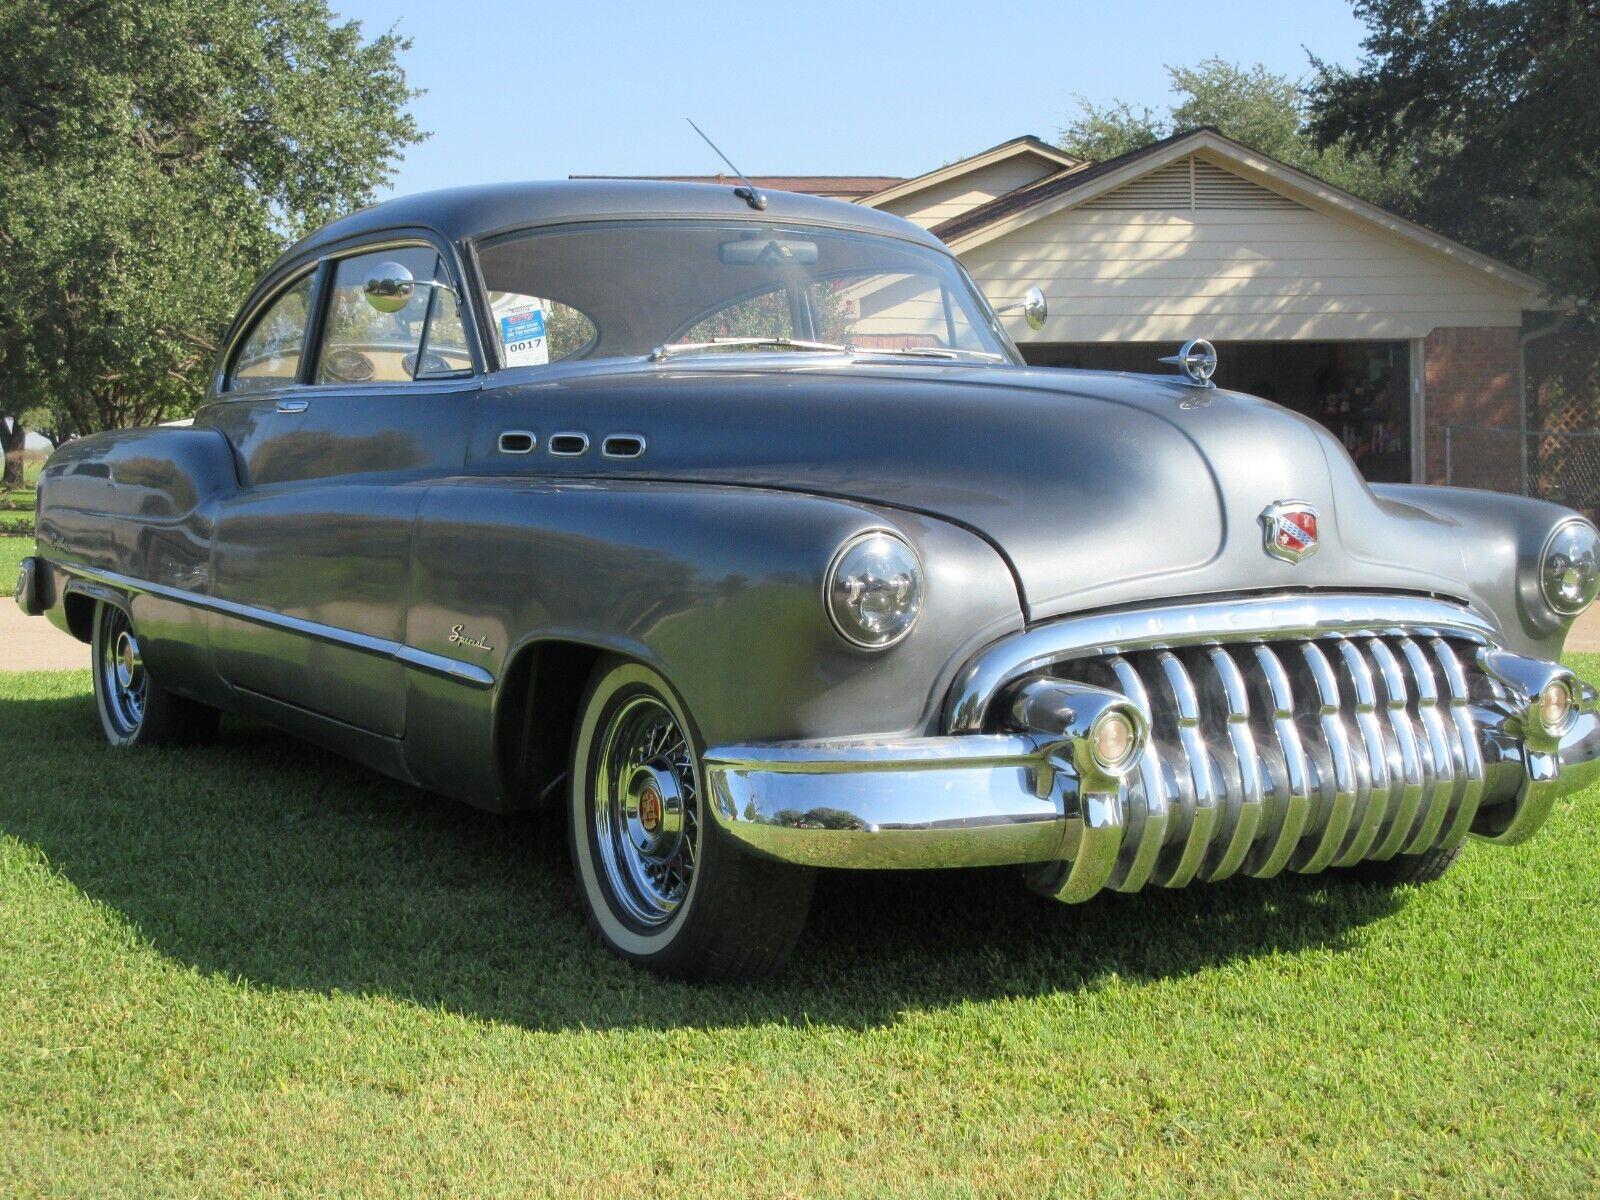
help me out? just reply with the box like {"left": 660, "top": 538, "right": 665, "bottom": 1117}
{"left": 0, "top": 0, "right": 424, "bottom": 451}
{"left": 1311, "top": 0, "right": 1600, "bottom": 313}
{"left": 1060, "top": 58, "right": 1413, "bottom": 209}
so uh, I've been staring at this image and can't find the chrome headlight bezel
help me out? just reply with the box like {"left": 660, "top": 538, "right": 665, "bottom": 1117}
{"left": 1539, "top": 517, "right": 1600, "bottom": 618}
{"left": 824, "top": 530, "right": 924, "bottom": 650}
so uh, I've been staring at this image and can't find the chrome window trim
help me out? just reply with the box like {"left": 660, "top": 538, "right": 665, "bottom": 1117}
{"left": 50, "top": 561, "right": 495, "bottom": 690}
{"left": 944, "top": 592, "right": 1501, "bottom": 734}
{"left": 213, "top": 231, "right": 486, "bottom": 396}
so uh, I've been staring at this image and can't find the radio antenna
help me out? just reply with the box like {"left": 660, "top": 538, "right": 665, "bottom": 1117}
{"left": 686, "top": 118, "right": 767, "bottom": 211}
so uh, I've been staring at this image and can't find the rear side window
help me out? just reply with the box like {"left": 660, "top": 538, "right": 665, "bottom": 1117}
{"left": 227, "top": 273, "right": 314, "bottom": 392}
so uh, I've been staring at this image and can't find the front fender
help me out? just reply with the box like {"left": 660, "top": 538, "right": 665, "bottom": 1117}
{"left": 400, "top": 478, "right": 1024, "bottom": 805}
{"left": 1372, "top": 483, "right": 1589, "bottom": 660}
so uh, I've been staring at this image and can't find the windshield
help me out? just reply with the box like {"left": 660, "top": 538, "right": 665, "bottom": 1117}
{"left": 474, "top": 219, "right": 1018, "bottom": 367}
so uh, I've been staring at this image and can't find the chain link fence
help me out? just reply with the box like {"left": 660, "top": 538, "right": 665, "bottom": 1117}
{"left": 1445, "top": 425, "right": 1600, "bottom": 521}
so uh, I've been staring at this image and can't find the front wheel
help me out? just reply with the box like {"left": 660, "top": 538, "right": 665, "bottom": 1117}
{"left": 92, "top": 601, "right": 220, "bottom": 747}
{"left": 567, "top": 658, "right": 814, "bottom": 981}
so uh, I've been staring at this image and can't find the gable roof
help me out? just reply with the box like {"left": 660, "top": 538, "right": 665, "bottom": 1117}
{"left": 856, "top": 134, "right": 1082, "bottom": 209}
{"left": 570, "top": 174, "right": 902, "bottom": 201}
{"left": 930, "top": 127, "right": 1544, "bottom": 297}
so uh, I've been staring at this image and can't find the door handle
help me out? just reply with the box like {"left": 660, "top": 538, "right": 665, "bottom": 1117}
{"left": 275, "top": 398, "right": 309, "bottom": 414}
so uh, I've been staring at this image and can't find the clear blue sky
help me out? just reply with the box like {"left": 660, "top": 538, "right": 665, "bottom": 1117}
{"left": 333, "top": 0, "right": 1370, "bottom": 199}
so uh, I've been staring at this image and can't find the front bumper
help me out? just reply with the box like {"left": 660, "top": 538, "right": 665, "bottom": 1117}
{"left": 706, "top": 706, "right": 1600, "bottom": 877}
{"left": 704, "top": 596, "right": 1600, "bottom": 901}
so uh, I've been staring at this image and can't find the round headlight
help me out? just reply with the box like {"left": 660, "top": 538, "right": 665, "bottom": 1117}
{"left": 1540, "top": 518, "right": 1600, "bottom": 617}
{"left": 825, "top": 531, "right": 923, "bottom": 649}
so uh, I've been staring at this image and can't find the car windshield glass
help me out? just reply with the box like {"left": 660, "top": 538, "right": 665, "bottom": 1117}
{"left": 474, "top": 219, "right": 1017, "bottom": 366}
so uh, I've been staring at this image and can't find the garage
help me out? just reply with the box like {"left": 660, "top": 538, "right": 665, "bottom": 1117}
{"left": 1027, "top": 339, "right": 1413, "bottom": 482}
{"left": 854, "top": 130, "right": 1545, "bottom": 486}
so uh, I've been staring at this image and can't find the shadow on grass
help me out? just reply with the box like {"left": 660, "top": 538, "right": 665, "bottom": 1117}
{"left": 0, "top": 689, "right": 1403, "bottom": 1031}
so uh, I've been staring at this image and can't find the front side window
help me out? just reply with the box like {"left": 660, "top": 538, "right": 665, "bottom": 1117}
{"left": 227, "top": 273, "right": 314, "bottom": 392}
{"left": 474, "top": 220, "right": 1016, "bottom": 366}
{"left": 315, "top": 246, "right": 470, "bottom": 385}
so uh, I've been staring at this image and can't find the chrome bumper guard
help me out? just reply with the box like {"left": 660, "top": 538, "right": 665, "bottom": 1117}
{"left": 704, "top": 595, "right": 1600, "bottom": 900}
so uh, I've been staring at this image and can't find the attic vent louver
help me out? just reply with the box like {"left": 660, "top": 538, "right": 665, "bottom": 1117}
{"left": 1083, "top": 155, "right": 1305, "bottom": 213}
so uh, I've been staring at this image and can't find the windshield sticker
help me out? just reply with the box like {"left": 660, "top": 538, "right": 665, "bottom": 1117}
{"left": 499, "top": 306, "right": 549, "bottom": 367}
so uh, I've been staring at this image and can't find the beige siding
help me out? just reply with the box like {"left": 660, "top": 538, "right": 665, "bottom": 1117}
{"left": 878, "top": 155, "right": 1062, "bottom": 229}
{"left": 960, "top": 159, "right": 1532, "bottom": 343}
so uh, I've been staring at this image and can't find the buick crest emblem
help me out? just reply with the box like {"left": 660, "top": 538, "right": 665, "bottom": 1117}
{"left": 1260, "top": 500, "right": 1320, "bottom": 564}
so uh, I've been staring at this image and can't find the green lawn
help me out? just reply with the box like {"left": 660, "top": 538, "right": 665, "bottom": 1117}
{"left": 2, "top": 662, "right": 1598, "bottom": 1197}
{"left": 0, "top": 537, "right": 33, "bottom": 584}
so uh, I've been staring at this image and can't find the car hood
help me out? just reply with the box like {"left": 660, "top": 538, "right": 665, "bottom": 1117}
{"left": 488, "top": 358, "right": 1471, "bottom": 621}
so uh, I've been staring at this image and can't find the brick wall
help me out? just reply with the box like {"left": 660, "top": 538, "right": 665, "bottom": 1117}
{"left": 1422, "top": 326, "right": 1521, "bottom": 485}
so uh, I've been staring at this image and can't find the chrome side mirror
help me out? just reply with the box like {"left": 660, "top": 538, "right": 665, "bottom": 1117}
{"left": 364, "top": 261, "right": 416, "bottom": 313}
{"left": 363, "top": 262, "right": 459, "bottom": 315}
{"left": 996, "top": 285, "right": 1048, "bottom": 332}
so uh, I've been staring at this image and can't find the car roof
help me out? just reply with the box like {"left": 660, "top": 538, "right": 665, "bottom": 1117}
{"left": 278, "top": 179, "right": 948, "bottom": 266}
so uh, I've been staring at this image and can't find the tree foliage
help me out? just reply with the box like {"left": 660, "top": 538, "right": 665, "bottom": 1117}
{"left": 1311, "top": 0, "right": 1600, "bottom": 312}
{"left": 1059, "top": 58, "right": 1414, "bottom": 209}
{"left": 0, "top": 0, "right": 423, "bottom": 452}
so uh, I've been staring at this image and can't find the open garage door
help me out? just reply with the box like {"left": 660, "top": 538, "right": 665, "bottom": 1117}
{"left": 1025, "top": 341, "right": 1414, "bottom": 483}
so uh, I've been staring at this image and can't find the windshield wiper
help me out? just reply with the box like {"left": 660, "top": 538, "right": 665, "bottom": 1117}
{"left": 848, "top": 345, "right": 1007, "bottom": 363}
{"left": 649, "top": 336, "right": 848, "bottom": 362}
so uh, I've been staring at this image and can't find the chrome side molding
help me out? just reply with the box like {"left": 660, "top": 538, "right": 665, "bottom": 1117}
{"left": 43, "top": 561, "right": 495, "bottom": 689}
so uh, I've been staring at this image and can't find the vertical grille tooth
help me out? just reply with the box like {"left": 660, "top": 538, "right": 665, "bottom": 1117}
{"left": 1244, "top": 643, "right": 1312, "bottom": 878}
{"left": 1394, "top": 636, "right": 1459, "bottom": 852}
{"left": 1293, "top": 642, "right": 1360, "bottom": 873}
{"left": 1152, "top": 650, "right": 1220, "bottom": 888}
{"left": 1105, "top": 654, "right": 1171, "bottom": 892}
{"left": 1364, "top": 638, "right": 1428, "bottom": 859}
{"left": 1429, "top": 638, "right": 1486, "bottom": 847}
{"left": 1330, "top": 637, "right": 1393, "bottom": 866}
{"left": 1195, "top": 646, "right": 1265, "bottom": 881}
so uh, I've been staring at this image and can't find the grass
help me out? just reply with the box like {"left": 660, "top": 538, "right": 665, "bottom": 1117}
{"left": 2, "top": 661, "right": 1598, "bottom": 1197}
{"left": 0, "top": 537, "right": 34, "bottom": 584}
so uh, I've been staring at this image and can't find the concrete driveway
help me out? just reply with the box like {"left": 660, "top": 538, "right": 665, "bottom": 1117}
{"left": 4, "top": 596, "right": 1600, "bottom": 675}
{"left": 1, "top": 598, "right": 88, "bottom": 672}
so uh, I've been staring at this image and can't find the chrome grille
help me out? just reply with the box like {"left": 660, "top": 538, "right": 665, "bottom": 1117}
{"left": 1053, "top": 632, "right": 1488, "bottom": 890}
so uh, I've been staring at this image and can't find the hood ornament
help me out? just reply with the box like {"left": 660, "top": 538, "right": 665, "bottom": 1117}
{"left": 1161, "top": 338, "right": 1217, "bottom": 388}
{"left": 1261, "top": 500, "right": 1320, "bottom": 564}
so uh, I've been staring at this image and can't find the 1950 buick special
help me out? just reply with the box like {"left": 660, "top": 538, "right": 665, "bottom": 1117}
{"left": 16, "top": 179, "right": 1600, "bottom": 979}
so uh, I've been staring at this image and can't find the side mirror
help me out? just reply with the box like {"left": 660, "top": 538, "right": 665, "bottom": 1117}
{"left": 364, "top": 262, "right": 416, "bottom": 313}
{"left": 996, "top": 285, "right": 1048, "bottom": 332}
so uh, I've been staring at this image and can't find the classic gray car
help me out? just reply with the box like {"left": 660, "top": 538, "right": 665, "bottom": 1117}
{"left": 16, "top": 180, "right": 1600, "bottom": 980}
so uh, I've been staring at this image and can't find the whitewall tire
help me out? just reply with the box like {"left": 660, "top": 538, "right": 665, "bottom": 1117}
{"left": 567, "top": 657, "right": 814, "bottom": 980}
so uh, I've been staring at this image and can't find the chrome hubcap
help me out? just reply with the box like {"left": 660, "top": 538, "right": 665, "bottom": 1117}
{"left": 593, "top": 695, "right": 700, "bottom": 927}
{"left": 100, "top": 609, "right": 146, "bottom": 734}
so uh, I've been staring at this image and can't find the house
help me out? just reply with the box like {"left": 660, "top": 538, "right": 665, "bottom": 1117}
{"left": 593, "top": 129, "right": 1551, "bottom": 487}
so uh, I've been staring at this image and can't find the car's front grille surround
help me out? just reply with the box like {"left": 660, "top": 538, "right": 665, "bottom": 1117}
{"left": 1047, "top": 629, "right": 1490, "bottom": 890}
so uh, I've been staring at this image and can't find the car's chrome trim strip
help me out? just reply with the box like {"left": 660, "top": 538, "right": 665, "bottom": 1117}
{"left": 50, "top": 562, "right": 496, "bottom": 689}
{"left": 945, "top": 593, "right": 1501, "bottom": 734}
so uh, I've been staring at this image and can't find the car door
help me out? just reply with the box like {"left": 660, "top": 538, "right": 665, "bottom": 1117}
{"left": 203, "top": 238, "right": 479, "bottom": 737}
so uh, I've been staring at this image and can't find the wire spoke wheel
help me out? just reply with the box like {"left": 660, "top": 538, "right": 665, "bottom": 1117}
{"left": 97, "top": 606, "right": 147, "bottom": 736}
{"left": 592, "top": 694, "right": 702, "bottom": 928}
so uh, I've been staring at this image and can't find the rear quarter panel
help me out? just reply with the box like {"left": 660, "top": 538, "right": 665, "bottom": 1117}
{"left": 35, "top": 427, "right": 239, "bottom": 703}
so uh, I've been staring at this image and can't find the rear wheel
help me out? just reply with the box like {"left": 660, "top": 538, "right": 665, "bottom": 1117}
{"left": 91, "top": 601, "right": 219, "bottom": 747}
{"left": 1343, "top": 844, "right": 1464, "bottom": 887}
{"left": 567, "top": 658, "right": 814, "bottom": 981}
